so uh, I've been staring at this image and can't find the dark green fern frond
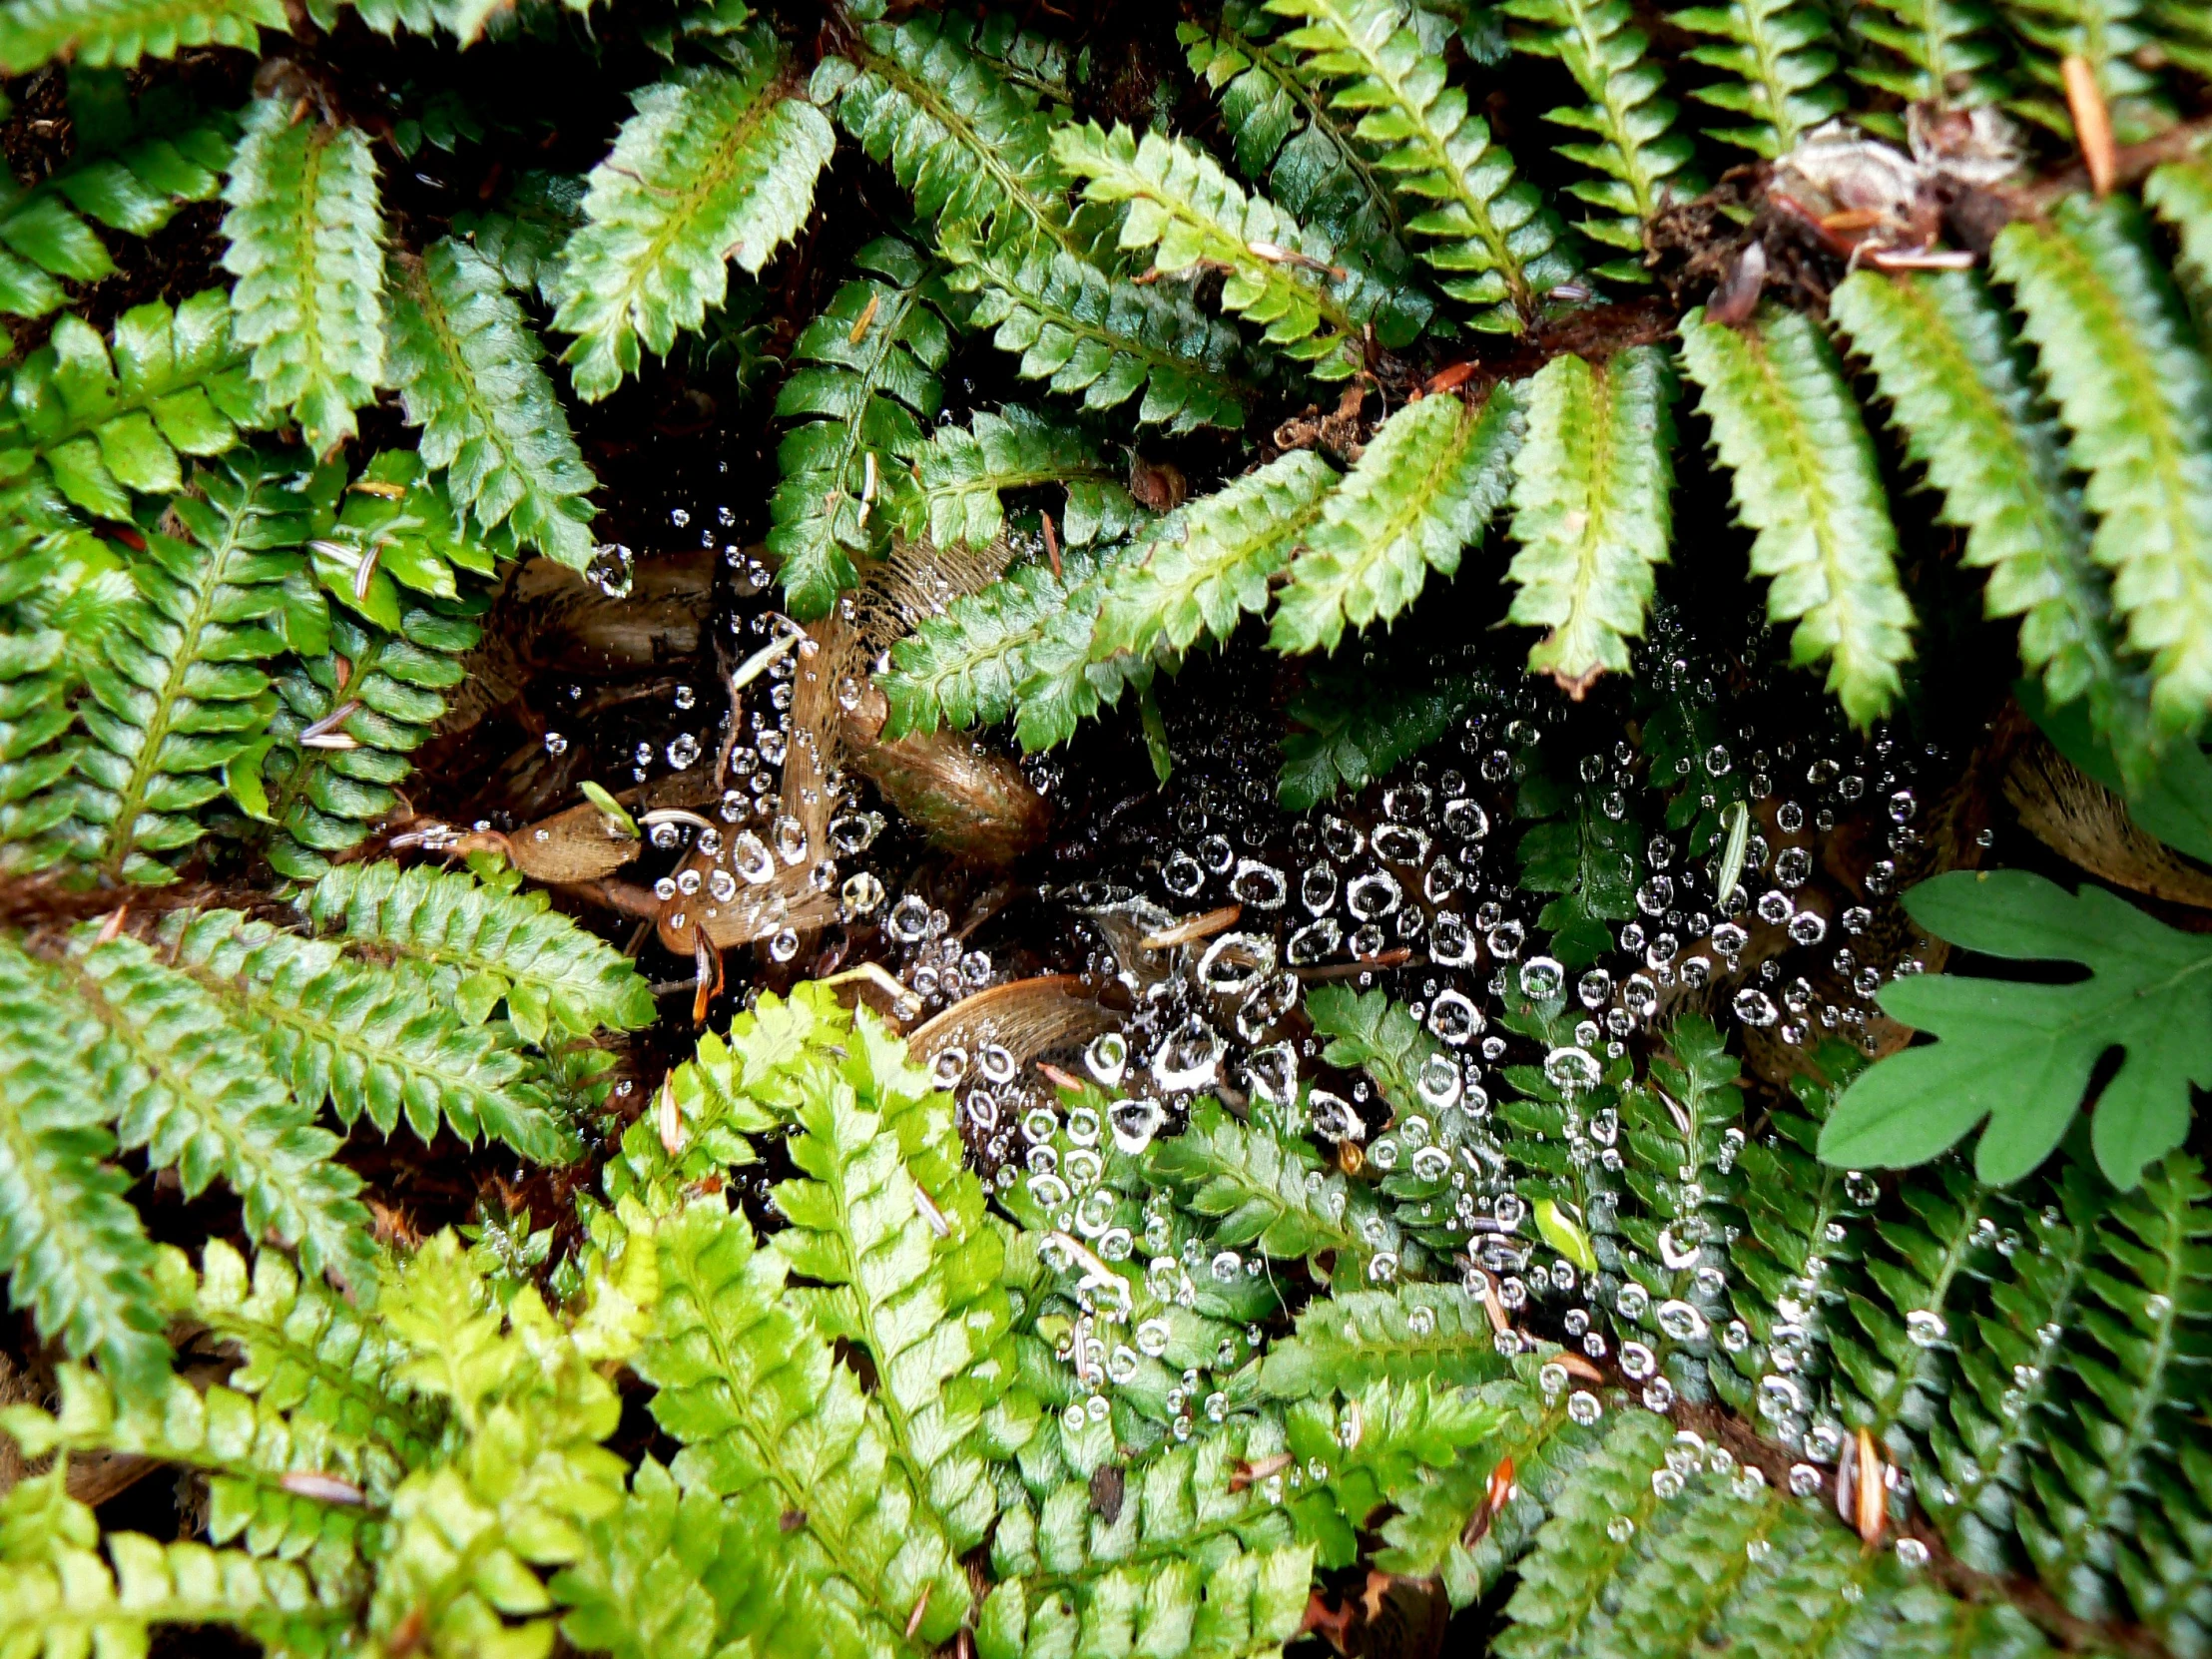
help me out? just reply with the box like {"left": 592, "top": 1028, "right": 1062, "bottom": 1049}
{"left": 1679, "top": 303, "right": 1914, "bottom": 728}
{"left": 768, "top": 239, "right": 954, "bottom": 619}
{"left": 0, "top": 936, "right": 167, "bottom": 1393}
{"left": 220, "top": 101, "right": 385, "bottom": 455}
{"left": 897, "top": 405, "right": 1140, "bottom": 551}
{"left": 304, "top": 858, "right": 657, "bottom": 1044}
{"left": 1831, "top": 268, "right": 2148, "bottom": 763}
{"left": 260, "top": 604, "right": 475, "bottom": 881}
{"left": 552, "top": 30, "right": 833, "bottom": 401}
{"left": 386, "top": 238, "right": 599, "bottom": 569}
{"left": 0, "top": 0, "right": 284, "bottom": 75}
{"left": 159, "top": 904, "right": 576, "bottom": 1165}
{"left": 1669, "top": 0, "right": 1844, "bottom": 156}
{"left": 1267, "top": 0, "right": 1580, "bottom": 329}
{"left": 1505, "top": 345, "right": 1676, "bottom": 689}
{"left": 2001, "top": 0, "right": 2171, "bottom": 142}
{"left": 63, "top": 449, "right": 304, "bottom": 884}
{"left": 1991, "top": 194, "right": 2212, "bottom": 741}
{"left": 1181, "top": 1, "right": 1421, "bottom": 282}
{"left": 1501, "top": 0, "right": 1702, "bottom": 279}
{"left": 1849, "top": 0, "right": 2011, "bottom": 113}
{"left": 449, "top": 170, "right": 584, "bottom": 306}
{"left": 1277, "top": 656, "right": 1486, "bottom": 809}
{"left": 1273, "top": 385, "right": 1524, "bottom": 654}
{"left": 879, "top": 551, "right": 1088, "bottom": 741}
{"left": 0, "top": 116, "right": 234, "bottom": 318}
{"left": 65, "top": 928, "right": 376, "bottom": 1290}
{"left": 0, "top": 290, "right": 265, "bottom": 522}
{"left": 942, "top": 224, "right": 1251, "bottom": 433}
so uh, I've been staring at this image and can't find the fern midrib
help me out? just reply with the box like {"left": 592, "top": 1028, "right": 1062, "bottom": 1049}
{"left": 1134, "top": 490, "right": 1333, "bottom": 648}
{"left": 2058, "top": 1184, "right": 2193, "bottom": 1553}
{"left": 1560, "top": 0, "right": 1663, "bottom": 219}
{"left": 1298, "top": 0, "right": 1531, "bottom": 309}
{"left": 266, "top": 647, "right": 381, "bottom": 834}
{"left": 95, "top": 514, "right": 257, "bottom": 880}
{"left": 289, "top": 125, "right": 342, "bottom": 433}
{"left": 1213, "top": 17, "right": 1410, "bottom": 248}
{"left": 665, "top": 1249, "right": 933, "bottom": 1658}
{"left": 812, "top": 281, "right": 926, "bottom": 548}
{"left": 1561, "top": 369, "right": 1623, "bottom": 651}
{"left": 1320, "top": 398, "right": 1477, "bottom": 593}
{"left": 852, "top": 39, "right": 1079, "bottom": 261}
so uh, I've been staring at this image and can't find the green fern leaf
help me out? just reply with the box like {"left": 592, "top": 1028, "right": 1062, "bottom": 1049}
{"left": 1500, "top": 0, "right": 1702, "bottom": 278}
{"left": 1830, "top": 268, "right": 2148, "bottom": 758}
{"left": 0, "top": 289, "right": 265, "bottom": 521}
{"left": 1004, "top": 546, "right": 1155, "bottom": 753}
{"left": 1991, "top": 195, "right": 2212, "bottom": 739}
{"left": 160, "top": 904, "right": 575, "bottom": 1164}
{"left": 387, "top": 238, "right": 598, "bottom": 568}
{"left": 1277, "top": 656, "right": 1486, "bottom": 809}
{"left": 1669, "top": 0, "right": 1844, "bottom": 156}
{"left": 1273, "top": 386, "right": 1524, "bottom": 654}
{"left": 898, "top": 406, "right": 1138, "bottom": 552}
{"left": 1678, "top": 303, "right": 1914, "bottom": 727}
{"left": 262, "top": 603, "right": 475, "bottom": 882}
{"left": 1849, "top": 0, "right": 2010, "bottom": 109}
{"left": 304, "top": 859, "right": 656, "bottom": 1043}
{"left": 1505, "top": 345, "right": 1676, "bottom": 688}
{"left": 817, "top": 14, "right": 1075, "bottom": 256}
{"left": 642, "top": 1198, "right": 973, "bottom": 1653}
{"left": 879, "top": 552, "right": 1087, "bottom": 741}
{"left": 220, "top": 102, "right": 384, "bottom": 455}
{"left": 0, "top": 0, "right": 284, "bottom": 74}
{"left": 1145, "top": 1099, "right": 1399, "bottom": 1275}
{"left": 1054, "top": 121, "right": 1418, "bottom": 377}
{"left": 944, "top": 225, "right": 1251, "bottom": 432}
{"left": 1094, "top": 450, "right": 1339, "bottom": 663}
{"left": 66, "top": 929, "right": 375, "bottom": 1289}
{"left": 63, "top": 450, "right": 304, "bottom": 883}
{"left": 1516, "top": 771, "right": 1641, "bottom": 968}
{"left": 0, "top": 623, "right": 84, "bottom": 873}
{"left": 2001, "top": 0, "right": 2170, "bottom": 143}
{"left": 552, "top": 33, "right": 832, "bottom": 401}
{"left": 1181, "top": 2, "right": 1422, "bottom": 284}
{"left": 1265, "top": 0, "right": 1579, "bottom": 329}
{"left": 1253, "top": 1284, "right": 1510, "bottom": 1396}
{"left": 0, "top": 117, "right": 235, "bottom": 317}
{"left": 0, "top": 936, "right": 167, "bottom": 1392}
{"left": 768, "top": 240, "right": 954, "bottom": 619}
{"left": 449, "top": 170, "right": 584, "bottom": 307}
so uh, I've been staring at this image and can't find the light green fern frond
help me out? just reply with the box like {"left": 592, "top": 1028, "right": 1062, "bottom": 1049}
{"left": 0, "top": 0, "right": 284, "bottom": 75}
{"left": 897, "top": 406, "right": 1139, "bottom": 552}
{"left": 1273, "top": 385, "right": 1524, "bottom": 654}
{"left": 1505, "top": 345, "right": 1675, "bottom": 689}
{"left": 387, "top": 238, "right": 598, "bottom": 569}
{"left": 1991, "top": 195, "right": 2212, "bottom": 740}
{"left": 1266, "top": 0, "right": 1579, "bottom": 329}
{"left": 1679, "top": 303, "right": 1914, "bottom": 727}
{"left": 220, "top": 101, "right": 384, "bottom": 456}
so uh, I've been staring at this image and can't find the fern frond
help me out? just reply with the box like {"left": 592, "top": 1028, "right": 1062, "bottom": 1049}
{"left": 980, "top": 1532, "right": 1312, "bottom": 1659}
{"left": 1054, "top": 121, "right": 1415, "bottom": 378}
{"left": 1254, "top": 1284, "right": 1510, "bottom": 1396}
{"left": 897, "top": 406, "right": 1139, "bottom": 552}
{"left": 1266, "top": 0, "right": 1578, "bottom": 329}
{"left": 1093, "top": 449, "right": 1340, "bottom": 662}
{"left": 1516, "top": 772, "right": 1642, "bottom": 967}
{"left": 818, "top": 14, "right": 1075, "bottom": 256}
{"left": 450, "top": 170, "right": 584, "bottom": 307}
{"left": 0, "top": 118, "right": 234, "bottom": 317}
{"left": 943, "top": 225, "right": 1251, "bottom": 432}
{"left": 2001, "top": 0, "right": 2170, "bottom": 142}
{"left": 1669, "top": 0, "right": 1844, "bottom": 157}
{"left": 642, "top": 1198, "right": 973, "bottom": 1654}
{"left": 219, "top": 102, "right": 384, "bottom": 456}
{"left": 1144, "top": 1099, "right": 1399, "bottom": 1275}
{"left": 768, "top": 240, "right": 954, "bottom": 619}
{"left": 1500, "top": 0, "right": 1701, "bottom": 278}
{"left": 387, "top": 238, "right": 598, "bottom": 569}
{"left": 1678, "top": 303, "right": 1914, "bottom": 727}
{"left": 1991, "top": 194, "right": 2212, "bottom": 739}
{"left": 0, "top": 936, "right": 167, "bottom": 1392}
{"left": 0, "top": 290, "right": 264, "bottom": 521}
{"left": 552, "top": 32, "right": 833, "bottom": 401}
{"left": 1277, "top": 656, "right": 1485, "bottom": 809}
{"left": 0, "top": 624, "right": 82, "bottom": 872}
{"left": 160, "top": 904, "right": 575, "bottom": 1164}
{"left": 63, "top": 450, "right": 303, "bottom": 883}
{"left": 305, "top": 859, "right": 655, "bottom": 1043}
{"left": 879, "top": 552, "right": 1087, "bottom": 741}
{"left": 261, "top": 604, "right": 476, "bottom": 881}
{"left": 1272, "top": 385, "right": 1524, "bottom": 654}
{"left": 1505, "top": 345, "right": 1676, "bottom": 688}
{"left": 1849, "top": 0, "right": 2010, "bottom": 110}
{"left": 1181, "top": 2, "right": 1420, "bottom": 282}
{"left": 66, "top": 929, "right": 376, "bottom": 1289}
{"left": 0, "top": 0, "right": 284, "bottom": 75}
{"left": 1830, "top": 268, "right": 2147, "bottom": 757}
{"left": 1002, "top": 545, "right": 1154, "bottom": 752}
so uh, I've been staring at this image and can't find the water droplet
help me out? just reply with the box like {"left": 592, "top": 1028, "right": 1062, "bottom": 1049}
{"left": 1544, "top": 1046, "right": 1600, "bottom": 1093}
{"left": 1346, "top": 869, "right": 1403, "bottom": 919}
{"left": 1607, "top": 1514, "right": 1637, "bottom": 1542}
{"left": 1520, "top": 956, "right": 1566, "bottom": 999}
{"left": 1733, "top": 988, "right": 1779, "bottom": 1027}
{"left": 1309, "top": 1090, "right": 1364, "bottom": 1143}
{"left": 1086, "top": 1031, "right": 1129, "bottom": 1086}
{"left": 543, "top": 731, "right": 567, "bottom": 756}
{"left": 1906, "top": 1309, "right": 1947, "bottom": 1348}
{"left": 1230, "top": 859, "right": 1288, "bottom": 909}
{"left": 1109, "top": 1096, "right": 1166, "bottom": 1155}
{"left": 1443, "top": 798, "right": 1490, "bottom": 839}
{"left": 1656, "top": 1300, "right": 1710, "bottom": 1342}
{"left": 1427, "top": 988, "right": 1483, "bottom": 1045}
